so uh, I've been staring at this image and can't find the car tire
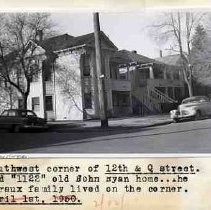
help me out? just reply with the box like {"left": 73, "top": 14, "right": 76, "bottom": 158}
{"left": 194, "top": 110, "right": 202, "bottom": 121}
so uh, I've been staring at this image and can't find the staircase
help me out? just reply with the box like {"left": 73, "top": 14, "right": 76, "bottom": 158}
{"left": 148, "top": 87, "right": 177, "bottom": 104}
{"left": 135, "top": 86, "right": 177, "bottom": 115}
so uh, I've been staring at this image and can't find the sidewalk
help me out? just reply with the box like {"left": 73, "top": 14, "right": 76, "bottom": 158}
{"left": 47, "top": 114, "right": 173, "bottom": 132}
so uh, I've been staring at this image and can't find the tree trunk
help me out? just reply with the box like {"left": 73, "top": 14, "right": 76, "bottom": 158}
{"left": 187, "top": 80, "right": 193, "bottom": 97}
{"left": 22, "top": 93, "right": 28, "bottom": 110}
{"left": 9, "top": 88, "right": 13, "bottom": 109}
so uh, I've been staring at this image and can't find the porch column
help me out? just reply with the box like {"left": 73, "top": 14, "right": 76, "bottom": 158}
{"left": 172, "top": 87, "right": 176, "bottom": 99}
{"left": 104, "top": 54, "right": 113, "bottom": 116}
{"left": 149, "top": 66, "right": 154, "bottom": 79}
{"left": 40, "top": 57, "right": 47, "bottom": 119}
{"left": 127, "top": 65, "right": 130, "bottom": 80}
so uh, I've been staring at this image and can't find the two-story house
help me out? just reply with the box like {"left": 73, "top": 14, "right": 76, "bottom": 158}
{"left": 112, "top": 50, "right": 186, "bottom": 115}
{"left": 21, "top": 31, "right": 132, "bottom": 120}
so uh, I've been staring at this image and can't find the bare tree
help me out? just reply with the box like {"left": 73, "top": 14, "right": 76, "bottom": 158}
{"left": 55, "top": 62, "right": 83, "bottom": 114}
{"left": 0, "top": 83, "right": 18, "bottom": 113}
{"left": 150, "top": 11, "right": 206, "bottom": 97}
{"left": 0, "top": 13, "right": 55, "bottom": 109}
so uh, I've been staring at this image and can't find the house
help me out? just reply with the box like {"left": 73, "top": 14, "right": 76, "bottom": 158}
{"left": 19, "top": 31, "right": 132, "bottom": 120}
{"left": 113, "top": 50, "right": 186, "bottom": 115}
{"left": 155, "top": 54, "right": 187, "bottom": 102}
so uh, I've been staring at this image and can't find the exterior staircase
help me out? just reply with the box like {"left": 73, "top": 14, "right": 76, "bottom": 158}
{"left": 135, "top": 86, "right": 177, "bottom": 115}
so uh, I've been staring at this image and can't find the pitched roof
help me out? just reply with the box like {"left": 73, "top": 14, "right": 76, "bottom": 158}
{"left": 36, "top": 31, "right": 117, "bottom": 53}
{"left": 155, "top": 54, "right": 182, "bottom": 66}
{"left": 36, "top": 34, "right": 74, "bottom": 52}
{"left": 113, "top": 50, "right": 155, "bottom": 64}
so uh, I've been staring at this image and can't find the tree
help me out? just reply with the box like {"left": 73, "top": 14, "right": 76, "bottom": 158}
{"left": 0, "top": 80, "right": 16, "bottom": 113}
{"left": 192, "top": 24, "right": 207, "bottom": 52}
{"left": 150, "top": 12, "right": 206, "bottom": 97}
{"left": 191, "top": 24, "right": 211, "bottom": 80}
{"left": 55, "top": 60, "right": 83, "bottom": 114}
{"left": 0, "top": 13, "right": 55, "bottom": 109}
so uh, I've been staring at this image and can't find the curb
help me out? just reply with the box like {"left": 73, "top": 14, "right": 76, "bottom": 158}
{"left": 50, "top": 120, "right": 173, "bottom": 133}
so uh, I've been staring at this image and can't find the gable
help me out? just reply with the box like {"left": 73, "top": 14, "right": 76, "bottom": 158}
{"left": 86, "top": 32, "right": 118, "bottom": 51}
{"left": 25, "top": 41, "right": 46, "bottom": 58}
{"left": 87, "top": 39, "right": 116, "bottom": 51}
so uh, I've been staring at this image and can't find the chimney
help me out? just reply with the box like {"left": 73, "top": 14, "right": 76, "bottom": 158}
{"left": 131, "top": 50, "right": 137, "bottom": 54}
{"left": 160, "top": 50, "right": 163, "bottom": 58}
{"left": 36, "top": 30, "right": 43, "bottom": 42}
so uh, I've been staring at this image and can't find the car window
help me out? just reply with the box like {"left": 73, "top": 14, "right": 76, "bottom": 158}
{"left": 182, "top": 96, "right": 210, "bottom": 104}
{"left": 20, "top": 111, "right": 27, "bottom": 117}
{"left": 27, "top": 111, "right": 36, "bottom": 117}
{"left": 8, "top": 110, "right": 17, "bottom": 116}
{"left": 1, "top": 110, "right": 8, "bottom": 116}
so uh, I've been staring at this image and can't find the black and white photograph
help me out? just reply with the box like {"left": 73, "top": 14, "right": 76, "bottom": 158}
{"left": 0, "top": 10, "right": 211, "bottom": 153}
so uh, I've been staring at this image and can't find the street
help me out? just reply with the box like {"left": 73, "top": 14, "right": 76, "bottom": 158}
{"left": 0, "top": 118, "right": 211, "bottom": 153}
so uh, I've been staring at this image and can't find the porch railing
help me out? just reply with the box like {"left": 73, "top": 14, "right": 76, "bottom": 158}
{"left": 148, "top": 87, "right": 177, "bottom": 104}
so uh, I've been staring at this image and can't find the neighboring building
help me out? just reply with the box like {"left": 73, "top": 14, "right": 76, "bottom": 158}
{"left": 19, "top": 31, "right": 132, "bottom": 120}
{"left": 113, "top": 51, "right": 186, "bottom": 115}
{"left": 155, "top": 54, "right": 186, "bottom": 101}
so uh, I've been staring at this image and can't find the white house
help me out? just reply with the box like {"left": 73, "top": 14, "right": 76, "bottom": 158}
{"left": 20, "top": 31, "right": 132, "bottom": 120}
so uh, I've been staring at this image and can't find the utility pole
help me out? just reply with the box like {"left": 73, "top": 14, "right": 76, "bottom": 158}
{"left": 93, "top": 12, "right": 108, "bottom": 128}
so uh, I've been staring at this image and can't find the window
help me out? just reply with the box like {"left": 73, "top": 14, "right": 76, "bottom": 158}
{"left": 83, "top": 55, "right": 90, "bottom": 76}
{"left": 138, "top": 68, "right": 150, "bottom": 79}
{"left": 32, "top": 97, "right": 40, "bottom": 112}
{"left": 110, "top": 63, "right": 119, "bottom": 79}
{"left": 173, "top": 71, "right": 180, "bottom": 80}
{"left": 166, "top": 71, "right": 171, "bottom": 79}
{"left": 43, "top": 61, "right": 52, "bottom": 81}
{"left": 112, "top": 91, "right": 130, "bottom": 107}
{"left": 154, "top": 66, "right": 164, "bottom": 79}
{"left": 119, "top": 67, "right": 128, "bottom": 80}
{"left": 29, "top": 63, "right": 39, "bottom": 82}
{"left": 84, "top": 93, "right": 92, "bottom": 109}
{"left": 45, "top": 96, "right": 53, "bottom": 111}
{"left": 31, "top": 72, "right": 39, "bottom": 82}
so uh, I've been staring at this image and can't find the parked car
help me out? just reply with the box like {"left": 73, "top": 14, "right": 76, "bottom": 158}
{"left": 170, "top": 96, "right": 211, "bottom": 122}
{"left": 0, "top": 109, "right": 47, "bottom": 132}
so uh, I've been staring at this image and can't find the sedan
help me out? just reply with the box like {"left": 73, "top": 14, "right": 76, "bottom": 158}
{"left": 170, "top": 96, "right": 211, "bottom": 122}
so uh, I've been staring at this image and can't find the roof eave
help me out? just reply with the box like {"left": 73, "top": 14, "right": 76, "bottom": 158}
{"left": 53, "top": 44, "right": 87, "bottom": 54}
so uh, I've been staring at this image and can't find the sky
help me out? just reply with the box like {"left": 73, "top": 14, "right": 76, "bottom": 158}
{"left": 51, "top": 11, "right": 164, "bottom": 59}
